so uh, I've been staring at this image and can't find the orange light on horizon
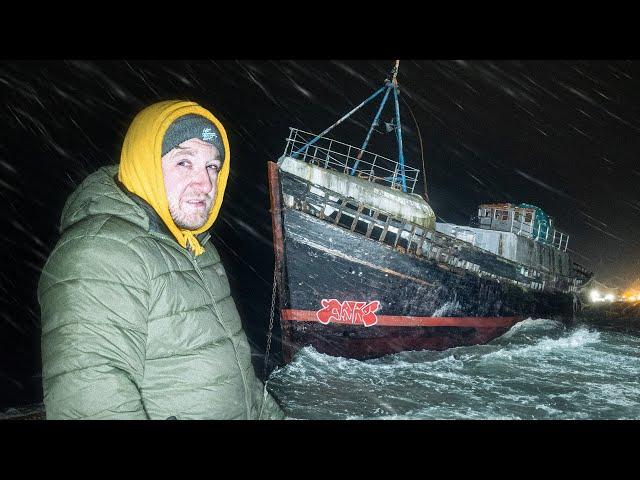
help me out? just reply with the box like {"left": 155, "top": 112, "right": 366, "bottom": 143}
{"left": 621, "top": 288, "right": 640, "bottom": 302}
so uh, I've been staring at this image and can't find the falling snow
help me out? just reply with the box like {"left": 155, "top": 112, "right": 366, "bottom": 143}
{"left": 2, "top": 60, "right": 640, "bottom": 410}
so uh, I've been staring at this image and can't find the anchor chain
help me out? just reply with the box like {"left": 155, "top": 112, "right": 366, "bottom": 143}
{"left": 258, "top": 265, "right": 278, "bottom": 420}
{"left": 263, "top": 264, "right": 278, "bottom": 380}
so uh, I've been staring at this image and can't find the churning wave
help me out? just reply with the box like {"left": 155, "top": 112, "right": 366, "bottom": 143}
{"left": 267, "top": 319, "right": 640, "bottom": 419}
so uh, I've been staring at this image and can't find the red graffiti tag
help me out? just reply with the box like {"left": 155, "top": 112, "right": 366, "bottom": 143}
{"left": 316, "top": 299, "right": 381, "bottom": 327}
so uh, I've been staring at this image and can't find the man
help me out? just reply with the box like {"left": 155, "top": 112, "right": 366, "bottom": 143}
{"left": 38, "top": 100, "right": 284, "bottom": 420}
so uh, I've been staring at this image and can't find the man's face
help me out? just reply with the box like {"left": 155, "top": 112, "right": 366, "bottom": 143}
{"left": 161, "top": 138, "right": 222, "bottom": 230}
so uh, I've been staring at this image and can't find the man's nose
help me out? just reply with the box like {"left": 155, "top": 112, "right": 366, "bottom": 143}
{"left": 191, "top": 166, "right": 214, "bottom": 193}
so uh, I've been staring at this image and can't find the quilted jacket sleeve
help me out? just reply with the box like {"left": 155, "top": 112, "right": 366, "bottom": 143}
{"left": 38, "top": 229, "right": 150, "bottom": 420}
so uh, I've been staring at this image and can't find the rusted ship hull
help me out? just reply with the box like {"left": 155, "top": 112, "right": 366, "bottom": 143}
{"left": 268, "top": 161, "right": 575, "bottom": 362}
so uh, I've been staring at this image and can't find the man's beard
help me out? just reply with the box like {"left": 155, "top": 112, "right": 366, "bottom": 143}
{"left": 168, "top": 196, "right": 213, "bottom": 230}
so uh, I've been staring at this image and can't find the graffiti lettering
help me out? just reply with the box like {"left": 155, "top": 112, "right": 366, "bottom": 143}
{"left": 316, "top": 299, "right": 381, "bottom": 327}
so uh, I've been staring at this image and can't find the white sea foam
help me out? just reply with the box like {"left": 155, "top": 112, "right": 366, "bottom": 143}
{"left": 485, "top": 326, "right": 601, "bottom": 362}
{"left": 269, "top": 323, "right": 640, "bottom": 420}
{"left": 535, "top": 327, "right": 600, "bottom": 350}
{"left": 499, "top": 317, "right": 565, "bottom": 339}
{"left": 534, "top": 404, "right": 563, "bottom": 416}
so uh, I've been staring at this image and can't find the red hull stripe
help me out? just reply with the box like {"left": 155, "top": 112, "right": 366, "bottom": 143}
{"left": 281, "top": 309, "right": 521, "bottom": 328}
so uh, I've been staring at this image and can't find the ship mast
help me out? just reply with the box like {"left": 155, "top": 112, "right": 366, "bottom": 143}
{"left": 291, "top": 60, "right": 412, "bottom": 194}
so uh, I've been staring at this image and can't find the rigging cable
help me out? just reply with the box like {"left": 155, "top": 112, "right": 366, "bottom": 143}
{"left": 392, "top": 59, "right": 429, "bottom": 202}
{"left": 400, "top": 93, "right": 429, "bottom": 203}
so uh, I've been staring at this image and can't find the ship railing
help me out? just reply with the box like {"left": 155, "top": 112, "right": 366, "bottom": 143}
{"left": 509, "top": 216, "right": 535, "bottom": 237}
{"left": 530, "top": 221, "right": 569, "bottom": 252}
{"left": 291, "top": 177, "right": 576, "bottom": 293}
{"left": 478, "top": 214, "right": 538, "bottom": 238}
{"left": 509, "top": 216, "right": 569, "bottom": 252}
{"left": 282, "top": 127, "right": 420, "bottom": 194}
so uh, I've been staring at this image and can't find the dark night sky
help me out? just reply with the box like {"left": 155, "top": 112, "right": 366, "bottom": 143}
{"left": 2, "top": 60, "right": 640, "bottom": 409}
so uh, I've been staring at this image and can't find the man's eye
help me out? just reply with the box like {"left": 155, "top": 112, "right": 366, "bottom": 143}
{"left": 177, "top": 160, "right": 190, "bottom": 167}
{"left": 207, "top": 164, "right": 220, "bottom": 173}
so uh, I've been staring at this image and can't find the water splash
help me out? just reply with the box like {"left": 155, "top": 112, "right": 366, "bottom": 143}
{"left": 268, "top": 319, "right": 640, "bottom": 419}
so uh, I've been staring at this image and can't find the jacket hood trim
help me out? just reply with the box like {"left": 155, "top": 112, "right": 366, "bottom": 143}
{"left": 117, "top": 100, "right": 230, "bottom": 256}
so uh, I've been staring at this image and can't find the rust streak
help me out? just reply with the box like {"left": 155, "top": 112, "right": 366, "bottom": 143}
{"left": 268, "top": 161, "right": 286, "bottom": 299}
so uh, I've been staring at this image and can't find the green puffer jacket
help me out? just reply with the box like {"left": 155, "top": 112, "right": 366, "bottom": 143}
{"left": 38, "top": 165, "right": 284, "bottom": 420}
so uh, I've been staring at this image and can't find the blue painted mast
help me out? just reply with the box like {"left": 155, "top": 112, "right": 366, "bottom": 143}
{"left": 390, "top": 63, "right": 408, "bottom": 192}
{"left": 292, "top": 60, "right": 410, "bottom": 193}
{"left": 290, "top": 85, "right": 387, "bottom": 159}
{"left": 350, "top": 83, "right": 393, "bottom": 175}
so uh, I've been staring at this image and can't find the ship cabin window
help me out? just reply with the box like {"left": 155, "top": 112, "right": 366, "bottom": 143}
{"left": 524, "top": 211, "right": 533, "bottom": 223}
{"left": 371, "top": 225, "right": 384, "bottom": 241}
{"left": 354, "top": 219, "right": 369, "bottom": 235}
{"left": 514, "top": 211, "right": 522, "bottom": 222}
{"left": 494, "top": 209, "right": 509, "bottom": 221}
{"left": 338, "top": 212, "right": 355, "bottom": 229}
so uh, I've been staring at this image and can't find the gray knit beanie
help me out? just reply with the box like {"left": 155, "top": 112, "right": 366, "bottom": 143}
{"left": 162, "top": 114, "right": 225, "bottom": 158}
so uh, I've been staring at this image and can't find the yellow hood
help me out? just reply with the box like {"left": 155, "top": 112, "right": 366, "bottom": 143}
{"left": 117, "top": 100, "right": 230, "bottom": 256}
